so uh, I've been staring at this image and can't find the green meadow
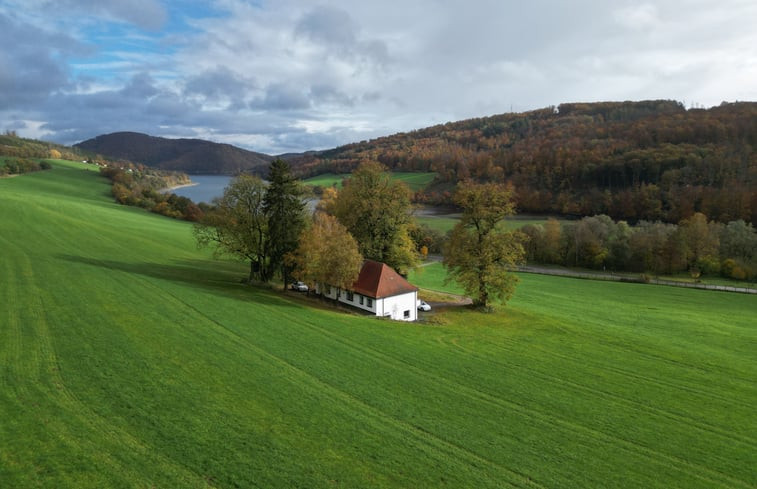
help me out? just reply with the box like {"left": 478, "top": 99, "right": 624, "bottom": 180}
{"left": 304, "top": 171, "right": 436, "bottom": 192}
{"left": 2, "top": 161, "right": 756, "bottom": 488}
{"left": 302, "top": 172, "right": 350, "bottom": 188}
{"left": 415, "top": 212, "right": 566, "bottom": 234}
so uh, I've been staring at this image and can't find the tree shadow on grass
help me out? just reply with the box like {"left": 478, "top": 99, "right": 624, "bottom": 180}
{"left": 56, "top": 254, "right": 300, "bottom": 310}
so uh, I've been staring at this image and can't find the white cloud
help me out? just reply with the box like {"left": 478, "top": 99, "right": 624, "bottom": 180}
{"left": 614, "top": 4, "right": 660, "bottom": 31}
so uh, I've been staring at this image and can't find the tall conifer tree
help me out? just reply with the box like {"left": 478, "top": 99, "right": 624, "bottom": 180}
{"left": 264, "top": 159, "right": 306, "bottom": 285}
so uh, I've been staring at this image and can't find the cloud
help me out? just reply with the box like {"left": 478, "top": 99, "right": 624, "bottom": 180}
{"left": 296, "top": 6, "right": 357, "bottom": 47}
{"left": 253, "top": 83, "right": 312, "bottom": 111}
{"left": 614, "top": 4, "right": 660, "bottom": 31}
{"left": 310, "top": 83, "right": 355, "bottom": 106}
{"left": 184, "top": 66, "right": 256, "bottom": 107}
{"left": 120, "top": 72, "right": 160, "bottom": 98}
{"left": 3, "top": 0, "right": 757, "bottom": 154}
{"left": 0, "top": 13, "right": 81, "bottom": 107}
{"left": 294, "top": 5, "right": 389, "bottom": 66}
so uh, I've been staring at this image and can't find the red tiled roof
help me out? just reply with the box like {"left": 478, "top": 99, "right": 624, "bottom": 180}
{"left": 351, "top": 260, "right": 418, "bottom": 299}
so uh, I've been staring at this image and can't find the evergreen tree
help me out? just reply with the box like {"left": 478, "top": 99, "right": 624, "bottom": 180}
{"left": 264, "top": 159, "right": 306, "bottom": 285}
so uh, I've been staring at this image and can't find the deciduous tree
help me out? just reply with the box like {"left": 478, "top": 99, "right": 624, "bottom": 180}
{"left": 678, "top": 212, "right": 721, "bottom": 275}
{"left": 193, "top": 175, "right": 270, "bottom": 283}
{"left": 333, "top": 161, "right": 418, "bottom": 274}
{"left": 443, "top": 181, "right": 526, "bottom": 309}
{"left": 287, "top": 213, "right": 363, "bottom": 298}
{"left": 719, "top": 220, "right": 757, "bottom": 264}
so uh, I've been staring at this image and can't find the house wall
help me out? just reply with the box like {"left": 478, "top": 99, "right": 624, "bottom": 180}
{"left": 377, "top": 291, "right": 418, "bottom": 321}
{"left": 337, "top": 288, "right": 377, "bottom": 314}
{"left": 316, "top": 285, "right": 417, "bottom": 321}
{"left": 318, "top": 285, "right": 377, "bottom": 314}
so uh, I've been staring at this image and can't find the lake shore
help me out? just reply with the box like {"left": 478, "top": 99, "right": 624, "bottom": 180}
{"left": 160, "top": 182, "right": 199, "bottom": 194}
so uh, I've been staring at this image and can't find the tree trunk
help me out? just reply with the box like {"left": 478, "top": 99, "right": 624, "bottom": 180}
{"left": 477, "top": 267, "right": 488, "bottom": 308}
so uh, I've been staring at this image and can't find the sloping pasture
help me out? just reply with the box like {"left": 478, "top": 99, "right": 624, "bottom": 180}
{"left": 1, "top": 162, "right": 755, "bottom": 488}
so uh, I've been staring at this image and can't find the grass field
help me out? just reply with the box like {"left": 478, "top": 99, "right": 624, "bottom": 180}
{"left": 304, "top": 172, "right": 436, "bottom": 192}
{"left": 415, "top": 211, "right": 567, "bottom": 234}
{"left": 2, "top": 161, "right": 756, "bottom": 488}
{"left": 303, "top": 172, "right": 350, "bottom": 188}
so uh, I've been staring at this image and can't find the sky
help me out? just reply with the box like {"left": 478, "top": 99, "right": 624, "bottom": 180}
{"left": 1, "top": 0, "right": 756, "bottom": 155}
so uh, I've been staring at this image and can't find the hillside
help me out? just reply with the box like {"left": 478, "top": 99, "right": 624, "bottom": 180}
{"left": 1, "top": 160, "right": 756, "bottom": 488}
{"left": 291, "top": 100, "right": 757, "bottom": 224}
{"left": 75, "top": 131, "right": 273, "bottom": 175}
{"left": 1, "top": 132, "right": 84, "bottom": 160}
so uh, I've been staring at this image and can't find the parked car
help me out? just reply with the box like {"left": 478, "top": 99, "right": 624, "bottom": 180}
{"left": 417, "top": 300, "right": 431, "bottom": 311}
{"left": 290, "top": 281, "right": 309, "bottom": 292}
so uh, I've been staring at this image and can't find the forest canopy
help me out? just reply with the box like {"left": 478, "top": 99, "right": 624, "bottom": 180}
{"left": 290, "top": 101, "right": 756, "bottom": 225}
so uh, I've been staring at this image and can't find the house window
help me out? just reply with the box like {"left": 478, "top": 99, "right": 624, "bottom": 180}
{"left": 367, "top": 298, "right": 373, "bottom": 308}
{"left": 404, "top": 310, "right": 410, "bottom": 319}
{"left": 347, "top": 291, "right": 354, "bottom": 301}
{"left": 359, "top": 295, "right": 364, "bottom": 305}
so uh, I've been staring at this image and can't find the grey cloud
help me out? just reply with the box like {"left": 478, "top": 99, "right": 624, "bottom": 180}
{"left": 146, "top": 93, "right": 197, "bottom": 120}
{"left": 36, "top": 76, "right": 302, "bottom": 151}
{"left": 362, "top": 91, "right": 382, "bottom": 103}
{"left": 359, "top": 40, "right": 389, "bottom": 65}
{"left": 310, "top": 84, "right": 355, "bottom": 106}
{"left": 121, "top": 72, "right": 160, "bottom": 99}
{"left": 296, "top": 6, "right": 357, "bottom": 47}
{"left": 4, "top": 119, "right": 30, "bottom": 131}
{"left": 252, "top": 83, "right": 311, "bottom": 111}
{"left": 295, "top": 5, "right": 389, "bottom": 65}
{"left": 270, "top": 130, "right": 349, "bottom": 155}
{"left": 0, "top": 13, "right": 80, "bottom": 107}
{"left": 184, "top": 67, "right": 256, "bottom": 106}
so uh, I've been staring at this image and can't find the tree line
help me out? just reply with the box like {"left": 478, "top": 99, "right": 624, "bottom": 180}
{"left": 521, "top": 214, "right": 757, "bottom": 280}
{"left": 1, "top": 157, "right": 52, "bottom": 176}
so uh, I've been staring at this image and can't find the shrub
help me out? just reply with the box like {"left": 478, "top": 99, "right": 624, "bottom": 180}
{"left": 696, "top": 256, "right": 721, "bottom": 275}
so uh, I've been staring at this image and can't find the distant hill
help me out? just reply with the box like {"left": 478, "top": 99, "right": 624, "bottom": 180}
{"left": 75, "top": 132, "right": 273, "bottom": 175}
{"left": 290, "top": 100, "right": 757, "bottom": 224}
{"left": 1, "top": 132, "right": 82, "bottom": 160}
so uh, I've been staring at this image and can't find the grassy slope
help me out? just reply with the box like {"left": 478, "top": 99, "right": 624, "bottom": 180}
{"left": 302, "top": 172, "right": 350, "bottom": 188}
{"left": 415, "top": 214, "right": 567, "bottom": 234}
{"left": 304, "top": 172, "right": 436, "bottom": 192}
{"left": 2, "top": 162, "right": 756, "bottom": 488}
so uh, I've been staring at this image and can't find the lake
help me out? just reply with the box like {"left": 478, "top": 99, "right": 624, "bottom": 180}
{"left": 168, "top": 175, "right": 232, "bottom": 204}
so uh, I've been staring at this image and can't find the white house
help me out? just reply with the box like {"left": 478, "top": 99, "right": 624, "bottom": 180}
{"left": 319, "top": 260, "right": 419, "bottom": 321}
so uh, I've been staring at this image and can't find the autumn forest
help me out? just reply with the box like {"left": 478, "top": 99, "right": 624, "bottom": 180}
{"left": 292, "top": 100, "right": 756, "bottom": 225}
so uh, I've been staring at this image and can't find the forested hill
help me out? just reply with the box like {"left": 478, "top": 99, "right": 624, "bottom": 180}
{"left": 292, "top": 100, "right": 756, "bottom": 224}
{"left": 75, "top": 132, "right": 273, "bottom": 175}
